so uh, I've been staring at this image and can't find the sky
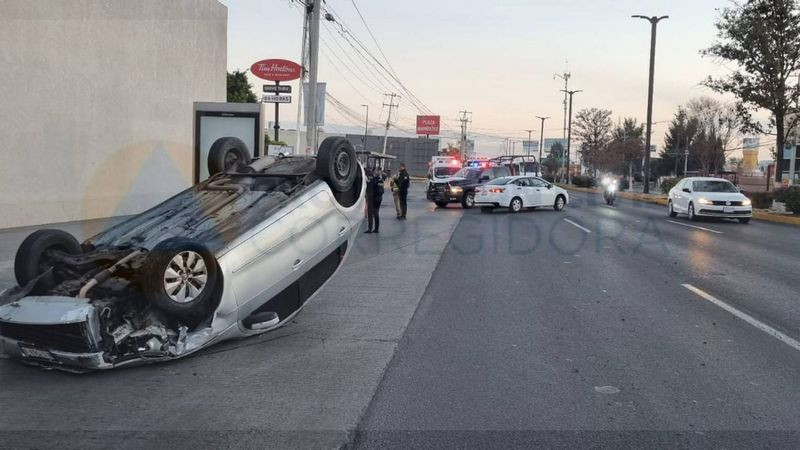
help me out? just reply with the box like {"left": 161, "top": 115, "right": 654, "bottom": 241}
{"left": 218, "top": 0, "right": 763, "bottom": 158}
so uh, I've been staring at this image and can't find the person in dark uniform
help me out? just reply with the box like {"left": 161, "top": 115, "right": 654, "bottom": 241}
{"left": 364, "top": 166, "right": 385, "bottom": 233}
{"left": 397, "top": 163, "right": 410, "bottom": 220}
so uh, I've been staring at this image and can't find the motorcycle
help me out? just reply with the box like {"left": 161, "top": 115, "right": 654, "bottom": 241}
{"left": 602, "top": 177, "right": 617, "bottom": 206}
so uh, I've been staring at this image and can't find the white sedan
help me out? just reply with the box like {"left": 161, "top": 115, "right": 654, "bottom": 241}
{"left": 667, "top": 177, "right": 752, "bottom": 223}
{"left": 475, "top": 176, "right": 569, "bottom": 213}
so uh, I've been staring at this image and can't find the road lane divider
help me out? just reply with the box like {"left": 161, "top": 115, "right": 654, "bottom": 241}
{"left": 563, "top": 218, "right": 592, "bottom": 233}
{"left": 682, "top": 283, "right": 800, "bottom": 353}
{"left": 666, "top": 220, "right": 723, "bottom": 234}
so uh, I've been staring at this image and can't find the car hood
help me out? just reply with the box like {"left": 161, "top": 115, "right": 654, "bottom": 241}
{"left": 694, "top": 192, "right": 746, "bottom": 202}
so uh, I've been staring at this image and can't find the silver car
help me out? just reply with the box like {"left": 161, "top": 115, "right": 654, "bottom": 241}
{"left": 0, "top": 136, "right": 365, "bottom": 371}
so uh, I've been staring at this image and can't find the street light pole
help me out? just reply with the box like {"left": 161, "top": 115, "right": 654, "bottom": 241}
{"left": 633, "top": 14, "right": 668, "bottom": 194}
{"left": 361, "top": 104, "right": 369, "bottom": 151}
{"left": 525, "top": 129, "right": 534, "bottom": 156}
{"left": 536, "top": 116, "right": 550, "bottom": 176}
{"left": 561, "top": 89, "right": 581, "bottom": 185}
{"left": 305, "top": 0, "right": 322, "bottom": 154}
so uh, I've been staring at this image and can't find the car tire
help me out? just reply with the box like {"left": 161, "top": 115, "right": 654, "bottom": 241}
{"left": 14, "top": 229, "right": 82, "bottom": 287}
{"left": 142, "top": 237, "right": 219, "bottom": 322}
{"left": 554, "top": 195, "right": 566, "bottom": 211}
{"left": 461, "top": 192, "right": 475, "bottom": 209}
{"left": 668, "top": 200, "right": 678, "bottom": 217}
{"left": 688, "top": 202, "right": 698, "bottom": 222}
{"left": 207, "top": 137, "right": 252, "bottom": 177}
{"left": 435, "top": 201, "right": 449, "bottom": 208}
{"left": 480, "top": 206, "right": 494, "bottom": 214}
{"left": 739, "top": 217, "right": 751, "bottom": 224}
{"left": 510, "top": 197, "right": 523, "bottom": 213}
{"left": 316, "top": 137, "right": 358, "bottom": 193}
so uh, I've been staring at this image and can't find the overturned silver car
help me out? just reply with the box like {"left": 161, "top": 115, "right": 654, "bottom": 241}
{"left": 0, "top": 137, "right": 365, "bottom": 371}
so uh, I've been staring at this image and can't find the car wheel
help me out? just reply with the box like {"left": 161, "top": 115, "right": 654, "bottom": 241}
{"left": 435, "top": 201, "right": 449, "bottom": 208}
{"left": 554, "top": 195, "right": 566, "bottom": 211}
{"left": 14, "top": 229, "right": 82, "bottom": 287}
{"left": 668, "top": 200, "right": 678, "bottom": 217}
{"left": 510, "top": 197, "right": 523, "bottom": 213}
{"left": 207, "top": 137, "right": 252, "bottom": 177}
{"left": 739, "top": 217, "right": 751, "bottom": 224}
{"left": 480, "top": 206, "right": 494, "bottom": 214}
{"left": 688, "top": 202, "right": 698, "bottom": 222}
{"left": 316, "top": 137, "right": 358, "bottom": 192}
{"left": 461, "top": 192, "right": 475, "bottom": 209}
{"left": 142, "top": 237, "right": 219, "bottom": 322}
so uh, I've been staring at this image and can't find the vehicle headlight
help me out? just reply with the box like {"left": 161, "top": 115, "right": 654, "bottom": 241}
{"left": 742, "top": 198, "right": 752, "bottom": 206}
{"left": 450, "top": 186, "right": 463, "bottom": 193}
{"left": 608, "top": 184, "right": 617, "bottom": 192}
{"left": 697, "top": 198, "right": 713, "bottom": 205}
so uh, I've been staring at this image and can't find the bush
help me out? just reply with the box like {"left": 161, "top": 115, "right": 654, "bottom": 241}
{"left": 773, "top": 186, "right": 800, "bottom": 203}
{"left": 660, "top": 177, "right": 683, "bottom": 195}
{"left": 571, "top": 175, "right": 597, "bottom": 188}
{"left": 783, "top": 187, "right": 800, "bottom": 214}
{"left": 747, "top": 192, "right": 774, "bottom": 209}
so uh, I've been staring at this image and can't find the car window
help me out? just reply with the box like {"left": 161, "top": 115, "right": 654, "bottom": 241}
{"left": 487, "top": 177, "right": 511, "bottom": 185}
{"left": 692, "top": 180, "right": 738, "bottom": 193}
{"left": 514, "top": 178, "right": 531, "bottom": 187}
{"left": 433, "top": 167, "right": 459, "bottom": 178}
{"left": 530, "top": 178, "right": 547, "bottom": 187}
{"left": 454, "top": 168, "right": 479, "bottom": 179}
{"left": 495, "top": 167, "right": 511, "bottom": 178}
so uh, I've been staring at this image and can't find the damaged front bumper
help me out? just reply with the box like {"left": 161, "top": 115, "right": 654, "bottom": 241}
{"left": 0, "top": 296, "right": 209, "bottom": 371}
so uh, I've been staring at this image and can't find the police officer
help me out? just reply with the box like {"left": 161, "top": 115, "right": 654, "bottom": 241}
{"left": 397, "top": 163, "right": 410, "bottom": 220}
{"left": 364, "top": 166, "right": 385, "bottom": 233}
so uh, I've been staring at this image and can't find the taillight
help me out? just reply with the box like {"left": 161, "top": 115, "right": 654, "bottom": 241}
{"left": 489, "top": 188, "right": 505, "bottom": 193}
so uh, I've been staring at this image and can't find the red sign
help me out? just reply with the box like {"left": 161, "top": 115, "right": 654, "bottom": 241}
{"left": 250, "top": 59, "right": 302, "bottom": 82}
{"left": 416, "top": 115, "right": 441, "bottom": 135}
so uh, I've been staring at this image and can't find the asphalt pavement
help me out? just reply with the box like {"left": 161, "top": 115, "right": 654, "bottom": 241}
{"left": 353, "top": 190, "right": 800, "bottom": 448}
{"left": 2, "top": 186, "right": 800, "bottom": 449}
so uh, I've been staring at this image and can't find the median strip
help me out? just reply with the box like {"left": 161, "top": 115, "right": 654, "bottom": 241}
{"left": 683, "top": 283, "right": 800, "bottom": 353}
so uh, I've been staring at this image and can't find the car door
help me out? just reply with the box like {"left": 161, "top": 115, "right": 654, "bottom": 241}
{"left": 529, "top": 177, "right": 551, "bottom": 206}
{"left": 675, "top": 180, "right": 691, "bottom": 212}
{"left": 509, "top": 178, "right": 533, "bottom": 206}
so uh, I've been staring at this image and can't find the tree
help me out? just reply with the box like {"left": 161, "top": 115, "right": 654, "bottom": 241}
{"left": 659, "top": 108, "right": 699, "bottom": 176}
{"left": 596, "top": 118, "right": 644, "bottom": 175}
{"left": 543, "top": 142, "right": 565, "bottom": 176}
{"left": 227, "top": 70, "right": 258, "bottom": 103}
{"left": 572, "top": 108, "right": 613, "bottom": 176}
{"left": 702, "top": 0, "right": 800, "bottom": 182}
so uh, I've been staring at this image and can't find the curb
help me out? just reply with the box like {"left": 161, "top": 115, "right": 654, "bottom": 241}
{"left": 559, "top": 184, "right": 800, "bottom": 227}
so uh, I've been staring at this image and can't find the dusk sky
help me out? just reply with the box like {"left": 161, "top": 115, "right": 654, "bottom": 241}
{"left": 219, "top": 0, "right": 761, "bottom": 157}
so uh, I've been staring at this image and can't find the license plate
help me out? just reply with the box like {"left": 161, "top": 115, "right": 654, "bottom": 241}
{"left": 19, "top": 344, "right": 57, "bottom": 362}
{"left": 723, "top": 206, "right": 734, "bottom": 213}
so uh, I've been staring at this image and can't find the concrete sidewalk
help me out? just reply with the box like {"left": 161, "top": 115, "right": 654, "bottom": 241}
{"left": 0, "top": 181, "right": 464, "bottom": 449}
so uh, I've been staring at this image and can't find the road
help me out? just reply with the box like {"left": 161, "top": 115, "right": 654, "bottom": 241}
{"left": 353, "top": 190, "right": 800, "bottom": 448}
{"left": 2, "top": 187, "right": 800, "bottom": 448}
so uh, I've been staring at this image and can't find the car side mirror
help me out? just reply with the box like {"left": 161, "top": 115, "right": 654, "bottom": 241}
{"left": 682, "top": 188, "right": 691, "bottom": 193}
{"left": 546, "top": 183, "right": 553, "bottom": 189}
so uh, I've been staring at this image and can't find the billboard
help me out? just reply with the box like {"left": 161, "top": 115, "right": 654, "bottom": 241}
{"left": 250, "top": 59, "right": 302, "bottom": 82}
{"left": 416, "top": 115, "right": 441, "bottom": 135}
{"left": 522, "top": 140, "right": 540, "bottom": 155}
{"left": 543, "top": 138, "right": 567, "bottom": 153}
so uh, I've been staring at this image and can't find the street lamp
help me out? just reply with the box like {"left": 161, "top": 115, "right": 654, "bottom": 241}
{"left": 561, "top": 89, "right": 582, "bottom": 184}
{"left": 632, "top": 14, "right": 668, "bottom": 194}
{"left": 535, "top": 116, "right": 550, "bottom": 175}
{"left": 361, "top": 104, "right": 369, "bottom": 151}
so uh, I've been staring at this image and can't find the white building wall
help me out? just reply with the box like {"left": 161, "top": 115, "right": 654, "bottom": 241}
{"left": 0, "top": 0, "right": 227, "bottom": 228}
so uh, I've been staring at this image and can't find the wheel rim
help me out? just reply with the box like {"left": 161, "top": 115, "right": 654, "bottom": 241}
{"left": 689, "top": 204, "right": 694, "bottom": 219}
{"left": 557, "top": 197, "right": 564, "bottom": 209}
{"left": 334, "top": 150, "right": 351, "bottom": 180}
{"left": 223, "top": 150, "right": 240, "bottom": 170}
{"left": 512, "top": 199, "right": 522, "bottom": 211}
{"left": 163, "top": 251, "right": 207, "bottom": 303}
{"left": 669, "top": 202, "right": 673, "bottom": 214}
{"left": 466, "top": 194, "right": 474, "bottom": 207}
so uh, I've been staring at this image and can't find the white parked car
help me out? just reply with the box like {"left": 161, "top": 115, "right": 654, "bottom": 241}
{"left": 474, "top": 176, "right": 569, "bottom": 213}
{"left": 667, "top": 177, "right": 752, "bottom": 223}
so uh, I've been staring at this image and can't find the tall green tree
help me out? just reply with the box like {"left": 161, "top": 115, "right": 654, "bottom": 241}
{"left": 597, "top": 118, "right": 644, "bottom": 175}
{"left": 702, "top": 0, "right": 800, "bottom": 182}
{"left": 227, "top": 70, "right": 258, "bottom": 103}
{"left": 572, "top": 108, "right": 613, "bottom": 176}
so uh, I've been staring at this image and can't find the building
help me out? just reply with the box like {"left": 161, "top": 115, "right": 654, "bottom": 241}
{"left": 346, "top": 134, "right": 440, "bottom": 176}
{"left": 0, "top": 1, "right": 227, "bottom": 228}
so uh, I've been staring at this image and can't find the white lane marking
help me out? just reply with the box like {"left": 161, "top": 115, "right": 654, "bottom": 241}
{"left": 682, "top": 283, "right": 800, "bottom": 353}
{"left": 563, "top": 218, "right": 592, "bottom": 233}
{"left": 667, "top": 220, "right": 723, "bottom": 234}
{"left": 0, "top": 260, "right": 12, "bottom": 271}
{"left": 604, "top": 205, "right": 617, "bottom": 209}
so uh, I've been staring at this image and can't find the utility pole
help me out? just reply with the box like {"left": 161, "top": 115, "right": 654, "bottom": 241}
{"left": 554, "top": 65, "right": 571, "bottom": 142}
{"left": 361, "top": 104, "right": 369, "bottom": 151}
{"left": 295, "top": 5, "right": 310, "bottom": 156}
{"left": 305, "top": 0, "right": 322, "bottom": 154}
{"left": 512, "top": 140, "right": 517, "bottom": 155}
{"left": 458, "top": 110, "right": 472, "bottom": 158}
{"left": 535, "top": 116, "right": 549, "bottom": 175}
{"left": 381, "top": 93, "right": 399, "bottom": 155}
{"left": 525, "top": 129, "right": 535, "bottom": 156}
{"left": 633, "top": 14, "right": 668, "bottom": 194}
{"left": 561, "top": 89, "right": 582, "bottom": 185}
